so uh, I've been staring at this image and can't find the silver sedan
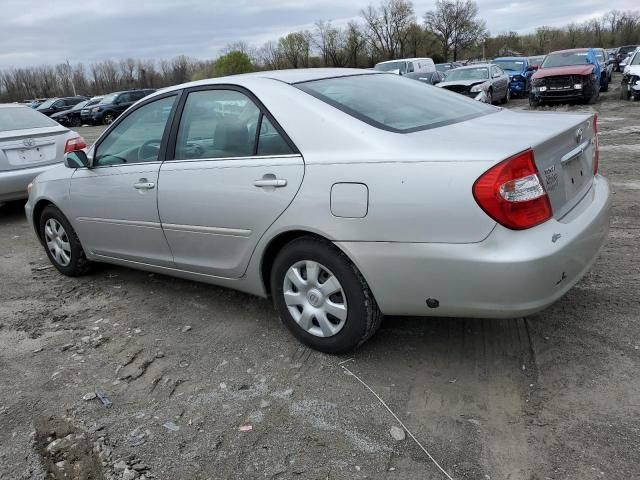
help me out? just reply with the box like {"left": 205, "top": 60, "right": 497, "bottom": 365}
{"left": 0, "top": 104, "right": 86, "bottom": 202}
{"left": 25, "top": 69, "right": 611, "bottom": 353}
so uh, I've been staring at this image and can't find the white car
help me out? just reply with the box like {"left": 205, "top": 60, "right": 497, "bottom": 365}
{"left": 0, "top": 104, "right": 86, "bottom": 202}
{"left": 621, "top": 48, "right": 640, "bottom": 100}
{"left": 374, "top": 57, "right": 436, "bottom": 75}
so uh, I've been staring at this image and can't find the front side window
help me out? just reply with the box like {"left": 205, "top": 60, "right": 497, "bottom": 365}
{"left": 94, "top": 95, "right": 176, "bottom": 166}
{"left": 296, "top": 73, "right": 494, "bottom": 133}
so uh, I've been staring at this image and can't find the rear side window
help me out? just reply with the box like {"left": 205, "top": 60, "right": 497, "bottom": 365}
{"left": 0, "top": 107, "right": 57, "bottom": 131}
{"left": 295, "top": 73, "right": 495, "bottom": 133}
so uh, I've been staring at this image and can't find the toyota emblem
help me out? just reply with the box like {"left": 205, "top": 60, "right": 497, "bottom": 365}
{"left": 575, "top": 128, "right": 583, "bottom": 145}
{"left": 22, "top": 138, "right": 36, "bottom": 148}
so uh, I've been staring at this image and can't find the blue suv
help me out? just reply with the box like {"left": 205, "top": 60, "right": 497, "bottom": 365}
{"left": 492, "top": 57, "right": 535, "bottom": 97}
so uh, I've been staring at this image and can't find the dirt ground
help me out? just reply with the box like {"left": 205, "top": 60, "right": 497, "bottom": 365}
{"left": 1, "top": 75, "right": 639, "bottom": 480}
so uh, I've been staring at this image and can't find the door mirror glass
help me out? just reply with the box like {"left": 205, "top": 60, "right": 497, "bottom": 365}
{"left": 64, "top": 150, "right": 89, "bottom": 168}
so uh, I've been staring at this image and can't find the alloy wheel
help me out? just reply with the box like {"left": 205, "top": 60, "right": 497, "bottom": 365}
{"left": 44, "top": 218, "right": 71, "bottom": 267}
{"left": 283, "top": 260, "right": 348, "bottom": 338}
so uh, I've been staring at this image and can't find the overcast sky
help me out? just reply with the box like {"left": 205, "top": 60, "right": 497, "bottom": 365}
{"left": 0, "top": 0, "right": 636, "bottom": 69}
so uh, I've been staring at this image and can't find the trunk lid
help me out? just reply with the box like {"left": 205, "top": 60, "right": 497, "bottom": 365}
{"left": 0, "top": 126, "right": 69, "bottom": 172}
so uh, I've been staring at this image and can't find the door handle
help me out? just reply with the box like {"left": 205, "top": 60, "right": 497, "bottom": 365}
{"left": 134, "top": 179, "right": 155, "bottom": 190}
{"left": 254, "top": 176, "right": 287, "bottom": 188}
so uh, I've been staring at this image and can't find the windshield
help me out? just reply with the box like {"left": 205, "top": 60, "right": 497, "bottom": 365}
{"left": 36, "top": 99, "right": 57, "bottom": 110}
{"left": 493, "top": 60, "right": 525, "bottom": 71}
{"left": 374, "top": 61, "right": 406, "bottom": 72}
{"left": 100, "top": 93, "right": 119, "bottom": 105}
{"left": 71, "top": 101, "right": 88, "bottom": 111}
{"left": 0, "top": 107, "right": 57, "bottom": 132}
{"left": 620, "top": 46, "right": 638, "bottom": 54}
{"left": 295, "top": 73, "right": 494, "bottom": 133}
{"left": 445, "top": 67, "right": 489, "bottom": 81}
{"left": 542, "top": 51, "right": 590, "bottom": 68}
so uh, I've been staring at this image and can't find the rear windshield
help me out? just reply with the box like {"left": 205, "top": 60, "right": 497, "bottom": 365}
{"left": 295, "top": 73, "right": 494, "bottom": 133}
{"left": 542, "top": 51, "right": 590, "bottom": 68}
{"left": 0, "top": 107, "right": 57, "bottom": 132}
{"left": 374, "top": 61, "right": 406, "bottom": 73}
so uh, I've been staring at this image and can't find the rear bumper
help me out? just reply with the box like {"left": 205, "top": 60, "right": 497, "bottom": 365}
{"left": 0, "top": 163, "right": 61, "bottom": 202}
{"left": 337, "top": 176, "right": 610, "bottom": 318}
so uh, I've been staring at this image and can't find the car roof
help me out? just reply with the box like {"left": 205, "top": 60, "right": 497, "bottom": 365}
{"left": 0, "top": 103, "right": 31, "bottom": 109}
{"left": 494, "top": 57, "right": 527, "bottom": 61}
{"left": 550, "top": 48, "right": 590, "bottom": 54}
{"left": 454, "top": 63, "right": 492, "bottom": 70}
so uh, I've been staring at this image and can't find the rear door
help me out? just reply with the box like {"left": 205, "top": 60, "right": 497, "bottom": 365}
{"left": 491, "top": 65, "right": 509, "bottom": 97}
{"left": 157, "top": 86, "right": 304, "bottom": 278}
{"left": 69, "top": 93, "right": 179, "bottom": 265}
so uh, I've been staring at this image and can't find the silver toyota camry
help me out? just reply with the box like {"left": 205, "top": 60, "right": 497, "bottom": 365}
{"left": 25, "top": 69, "right": 611, "bottom": 353}
{"left": 0, "top": 104, "right": 86, "bottom": 202}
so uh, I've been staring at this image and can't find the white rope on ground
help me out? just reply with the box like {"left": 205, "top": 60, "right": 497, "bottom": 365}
{"left": 340, "top": 360, "right": 455, "bottom": 480}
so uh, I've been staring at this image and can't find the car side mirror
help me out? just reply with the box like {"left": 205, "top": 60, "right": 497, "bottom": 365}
{"left": 64, "top": 150, "right": 89, "bottom": 169}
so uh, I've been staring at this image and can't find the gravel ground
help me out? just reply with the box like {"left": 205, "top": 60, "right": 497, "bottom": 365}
{"left": 1, "top": 75, "right": 639, "bottom": 480}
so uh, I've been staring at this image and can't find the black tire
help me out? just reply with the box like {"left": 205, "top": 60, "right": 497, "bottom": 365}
{"left": 529, "top": 94, "right": 541, "bottom": 108}
{"left": 102, "top": 112, "right": 116, "bottom": 125}
{"left": 70, "top": 116, "right": 82, "bottom": 127}
{"left": 587, "top": 85, "right": 600, "bottom": 104}
{"left": 600, "top": 75, "right": 609, "bottom": 92}
{"left": 486, "top": 89, "right": 493, "bottom": 105}
{"left": 270, "top": 237, "right": 382, "bottom": 354}
{"left": 39, "top": 205, "right": 92, "bottom": 276}
{"left": 500, "top": 87, "right": 510, "bottom": 104}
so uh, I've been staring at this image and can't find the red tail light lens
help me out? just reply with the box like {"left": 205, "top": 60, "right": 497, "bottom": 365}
{"left": 64, "top": 136, "right": 87, "bottom": 153}
{"left": 473, "top": 149, "right": 552, "bottom": 230}
{"left": 593, "top": 113, "right": 599, "bottom": 174}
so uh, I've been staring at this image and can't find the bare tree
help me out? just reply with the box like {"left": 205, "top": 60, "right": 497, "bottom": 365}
{"left": 361, "top": 0, "right": 415, "bottom": 60}
{"left": 425, "top": 0, "right": 486, "bottom": 61}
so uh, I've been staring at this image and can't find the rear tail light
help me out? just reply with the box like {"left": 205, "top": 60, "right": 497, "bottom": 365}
{"left": 473, "top": 149, "right": 552, "bottom": 230}
{"left": 64, "top": 136, "right": 87, "bottom": 153}
{"left": 593, "top": 113, "right": 599, "bottom": 174}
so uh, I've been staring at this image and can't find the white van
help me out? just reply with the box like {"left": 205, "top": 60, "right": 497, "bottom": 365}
{"left": 374, "top": 58, "right": 436, "bottom": 75}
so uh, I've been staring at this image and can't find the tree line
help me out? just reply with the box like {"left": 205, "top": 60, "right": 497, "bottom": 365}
{"left": 2, "top": 0, "right": 640, "bottom": 103}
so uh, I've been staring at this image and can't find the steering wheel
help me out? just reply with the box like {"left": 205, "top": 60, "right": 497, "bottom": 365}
{"left": 138, "top": 139, "right": 161, "bottom": 162}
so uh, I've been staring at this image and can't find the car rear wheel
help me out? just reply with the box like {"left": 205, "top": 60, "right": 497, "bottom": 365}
{"left": 501, "top": 88, "right": 511, "bottom": 104}
{"left": 486, "top": 89, "right": 493, "bottom": 104}
{"left": 39, "top": 205, "right": 92, "bottom": 276}
{"left": 270, "top": 237, "right": 382, "bottom": 354}
{"left": 70, "top": 116, "right": 82, "bottom": 127}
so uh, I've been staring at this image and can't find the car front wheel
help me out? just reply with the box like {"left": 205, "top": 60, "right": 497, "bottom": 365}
{"left": 270, "top": 237, "right": 382, "bottom": 354}
{"left": 39, "top": 205, "right": 92, "bottom": 276}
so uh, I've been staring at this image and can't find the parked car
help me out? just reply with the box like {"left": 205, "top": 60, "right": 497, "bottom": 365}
{"left": 50, "top": 97, "right": 103, "bottom": 127}
{"left": 87, "top": 89, "right": 155, "bottom": 125}
{"left": 620, "top": 48, "right": 640, "bottom": 101}
{"left": 614, "top": 45, "right": 638, "bottom": 71}
{"left": 0, "top": 104, "right": 86, "bottom": 202}
{"left": 593, "top": 48, "right": 613, "bottom": 90}
{"left": 403, "top": 70, "right": 445, "bottom": 85}
{"left": 529, "top": 48, "right": 601, "bottom": 107}
{"left": 29, "top": 99, "right": 47, "bottom": 109}
{"left": 36, "top": 96, "right": 88, "bottom": 117}
{"left": 492, "top": 56, "right": 535, "bottom": 97}
{"left": 618, "top": 51, "right": 636, "bottom": 72}
{"left": 435, "top": 62, "right": 463, "bottom": 73}
{"left": 25, "top": 69, "right": 609, "bottom": 352}
{"left": 437, "top": 63, "right": 510, "bottom": 104}
{"left": 374, "top": 58, "right": 436, "bottom": 75}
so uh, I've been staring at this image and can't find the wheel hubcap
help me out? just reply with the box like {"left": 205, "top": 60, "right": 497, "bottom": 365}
{"left": 44, "top": 218, "right": 71, "bottom": 266}
{"left": 283, "top": 260, "right": 348, "bottom": 338}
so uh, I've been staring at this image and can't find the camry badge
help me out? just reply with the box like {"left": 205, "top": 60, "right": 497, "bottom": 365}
{"left": 23, "top": 138, "right": 36, "bottom": 148}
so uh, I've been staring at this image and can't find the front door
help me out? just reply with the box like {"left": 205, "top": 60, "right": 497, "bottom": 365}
{"left": 157, "top": 87, "right": 304, "bottom": 278}
{"left": 69, "top": 94, "right": 178, "bottom": 265}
